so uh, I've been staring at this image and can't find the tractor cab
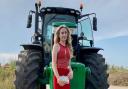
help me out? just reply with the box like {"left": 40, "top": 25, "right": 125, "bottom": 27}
{"left": 39, "top": 7, "right": 96, "bottom": 56}
{"left": 40, "top": 0, "right": 94, "bottom": 47}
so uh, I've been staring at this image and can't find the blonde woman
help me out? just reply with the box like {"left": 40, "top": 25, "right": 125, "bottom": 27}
{"left": 52, "top": 25, "right": 73, "bottom": 89}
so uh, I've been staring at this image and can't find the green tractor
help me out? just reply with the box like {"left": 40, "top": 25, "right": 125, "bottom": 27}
{"left": 15, "top": 0, "right": 109, "bottom": 89}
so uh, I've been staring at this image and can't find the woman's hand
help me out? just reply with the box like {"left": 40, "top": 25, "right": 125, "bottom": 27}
{"left": 57, "top": 77, "right": 66, "bottom": 86}
{"left": 67, "top": 70, "right": 73, "bottom": 79}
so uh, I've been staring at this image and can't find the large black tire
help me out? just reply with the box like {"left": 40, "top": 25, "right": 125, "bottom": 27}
{"left": 14, "top": 50, "right": 46, "bottom": 89}
{"left": 81, "top": 53, "right": 109, "bottom": 89}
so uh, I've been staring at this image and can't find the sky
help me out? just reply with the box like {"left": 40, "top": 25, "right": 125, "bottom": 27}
{"left": 0, "top": 0, "right": 128, "bottom": 67}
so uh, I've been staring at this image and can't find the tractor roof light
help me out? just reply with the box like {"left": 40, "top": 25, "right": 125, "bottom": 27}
{"left": 70, "top": 10, "right": 75, "bottom": 14}
{"left": 41, "top": 9, "right": 45, "bottom": 12}
{"left": 46, "top": 8, "right": 51, "bottom": 12}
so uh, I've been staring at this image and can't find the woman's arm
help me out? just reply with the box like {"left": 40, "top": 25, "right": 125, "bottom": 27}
{"left": 52, "top": 44, "right": 60, "bottom": 79}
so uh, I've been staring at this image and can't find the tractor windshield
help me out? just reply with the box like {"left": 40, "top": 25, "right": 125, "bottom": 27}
{"left": 78, "top": 17, "right": 94, "bottom": 47}
{"left": 42, "top": 0, "right": 85, "bottom": 10}
{"left": 42, "top": 14, "right": 77, "bottom": 45}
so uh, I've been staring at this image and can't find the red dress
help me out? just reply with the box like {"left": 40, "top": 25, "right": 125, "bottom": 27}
{"left": 53, "top": 43, "right": 70, "bottom": 89}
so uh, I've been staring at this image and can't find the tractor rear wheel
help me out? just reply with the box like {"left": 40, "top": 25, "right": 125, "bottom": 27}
{"left": 14, "top": 50, "right": 46, "bottom": 89}
{"left": 82, "top": 53, "right": 109, "bottom": 89}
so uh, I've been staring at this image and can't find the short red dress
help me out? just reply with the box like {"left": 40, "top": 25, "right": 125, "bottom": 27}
{"left": 53, "top": 43, "right": 70, "bottom": 89}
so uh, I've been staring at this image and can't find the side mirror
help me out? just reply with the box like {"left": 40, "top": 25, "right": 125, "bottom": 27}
{"left": 93, "top": 17, "right": 97, "bottom": 31}
{"left": 27, "top": 14, "right": 32, "bottom": 28}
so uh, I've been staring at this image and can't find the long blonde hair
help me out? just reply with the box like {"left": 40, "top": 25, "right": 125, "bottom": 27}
{"left": 54, "top": 25, "right": 73, "bottom": 52}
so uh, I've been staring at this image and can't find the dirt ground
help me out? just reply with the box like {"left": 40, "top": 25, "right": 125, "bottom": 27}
{"left": 109, "top": 86, "right": 128, "bottom": 89}
{"left": 108, "top": 71, "right": 128, "bottom": 86}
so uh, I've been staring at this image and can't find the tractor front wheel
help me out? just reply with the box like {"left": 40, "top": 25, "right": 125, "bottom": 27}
{"left": 14, "top": 50, "right": 46, "bottom": 89}
{"left": 82, "top": 53, "right": 109, "bottom": 89}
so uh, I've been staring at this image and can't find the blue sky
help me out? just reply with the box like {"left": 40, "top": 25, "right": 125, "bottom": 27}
{"left": 0, "top": 0, "right": 128, "bottom": 67}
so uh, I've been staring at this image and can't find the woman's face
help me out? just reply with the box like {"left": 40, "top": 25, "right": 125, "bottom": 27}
{"left": 59, "top": 27, "right": 68, "bottom": 42}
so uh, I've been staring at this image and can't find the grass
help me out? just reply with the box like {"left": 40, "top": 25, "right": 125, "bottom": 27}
{"left": 0, "top": 61, "right": 15, "bottom": 89}
{"left": 108, "top": 65, "right": 128, "bottom": 73}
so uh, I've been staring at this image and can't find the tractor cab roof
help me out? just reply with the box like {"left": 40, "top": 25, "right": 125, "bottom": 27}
{"left": 40, "top": 7, "right": 80, "bottom": 18}
{"left": 41, "top": 0, "right": 85, "bottom": 10}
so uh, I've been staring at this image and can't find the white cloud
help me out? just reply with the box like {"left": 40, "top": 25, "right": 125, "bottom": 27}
{"left": 0, "top": 53, "right": 18, "bottom": 65}
{"left": 94, "top": 26, "right": 128, "bottom": 41}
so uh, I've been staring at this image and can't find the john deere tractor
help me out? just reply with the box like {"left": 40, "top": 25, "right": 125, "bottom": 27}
{"left": 15, "top": 0, "right": 109, "bottom": 89}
